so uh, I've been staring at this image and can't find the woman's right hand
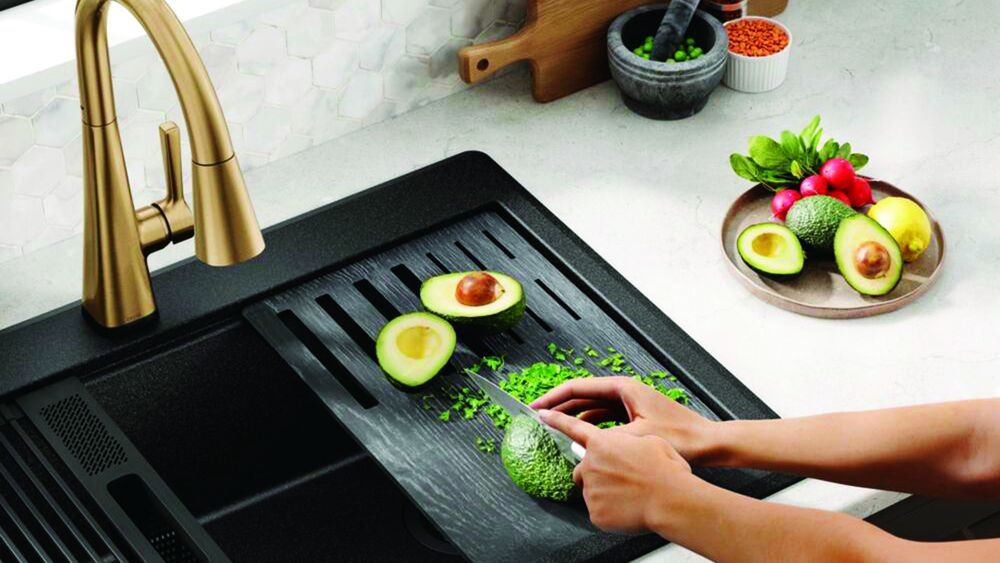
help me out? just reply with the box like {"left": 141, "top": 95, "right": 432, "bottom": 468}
{"left": 530, "top": 376, "right": 719, "bottom": 464}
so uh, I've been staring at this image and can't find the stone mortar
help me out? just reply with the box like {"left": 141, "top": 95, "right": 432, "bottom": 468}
{"left": 608, "top": 5, "right": 728, "bottom": 120}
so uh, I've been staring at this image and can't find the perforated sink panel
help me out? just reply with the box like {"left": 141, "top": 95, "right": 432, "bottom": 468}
{"left": 245, "top": 210, "right": 763, "bottom": 563}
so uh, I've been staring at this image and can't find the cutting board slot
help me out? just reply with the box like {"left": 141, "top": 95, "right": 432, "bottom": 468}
{"left": 535, "top": 278, "right": 581, "bottom": 321}
{"left": 482, "top": 229, "right": 516, "bottom": 259}
{"left": 390, "top": 264, "right": 423, "bottom": 296}
{"left": 425, "top": 252, "right": 449, "bottom": 274}
{"left": 314, "top": 295, "right": 377, "bottom": 362}
{"left": 277, "top": 309, "right": 379, "bottom": 410}
{"left": 523, "top": 307, "right": 553, "bottom": 333}
{"left": 454, "top": 241, "right": 487, "bottom": 270}
{"left": 353, "top": 279, "right": 402, "bottom": 321}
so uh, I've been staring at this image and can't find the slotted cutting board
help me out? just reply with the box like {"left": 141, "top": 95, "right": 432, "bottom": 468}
{"left": 458, "top": 0, "right": 652, "bottom": 102}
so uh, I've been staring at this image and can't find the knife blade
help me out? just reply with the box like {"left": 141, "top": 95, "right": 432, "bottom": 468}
{"left": 465, "top": 369, "right": 586, "bottom": 463}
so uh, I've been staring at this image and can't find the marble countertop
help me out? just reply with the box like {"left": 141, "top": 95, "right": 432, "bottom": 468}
{"left": 2, "top": 1, "right": 999, "bottom": 560}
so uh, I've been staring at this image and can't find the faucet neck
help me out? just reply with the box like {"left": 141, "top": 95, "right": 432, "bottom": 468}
{"left": 75, "top": 0, "right": 234, "bottom": 165}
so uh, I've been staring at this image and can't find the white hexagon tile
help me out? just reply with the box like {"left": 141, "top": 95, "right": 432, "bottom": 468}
{"left": 0, "top": 0, "right": 527, "bottom": 264}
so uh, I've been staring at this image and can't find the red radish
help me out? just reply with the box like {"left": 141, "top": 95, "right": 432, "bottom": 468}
{"left": 820, "top": 158, "right": 856, "bottom": 190}
{"left": 846, "top": 177, "right": 874, "bottom": 208}
{"left": 770, "top": 189, "right": 802, "bottom": 221}
{"left": 828, "top": 190, "right": 852, "bottom": 206}
{"left": 799, "top": 175, "right": 828, "bottom": 197}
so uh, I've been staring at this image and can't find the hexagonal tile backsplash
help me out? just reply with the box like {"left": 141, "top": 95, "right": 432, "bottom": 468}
{"left": 0, "top": 0, "right": 526, "bottom": 263}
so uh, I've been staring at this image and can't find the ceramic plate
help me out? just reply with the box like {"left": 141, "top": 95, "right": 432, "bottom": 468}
{"left": 721, "top": 180, "right": 945, "bottom": 319}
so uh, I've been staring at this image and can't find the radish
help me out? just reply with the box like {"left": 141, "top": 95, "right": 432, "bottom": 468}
{"left": 771, "top": 189, "right": 802, "bottom": 221}
{"left": 828, "top": 190, "right": 852, "bottom": 206}
{"left": 821, "top": 158, "right": 856, "bottom": 190}
{"left": 800, "top": 175, "right": 828, "bottom": 197}
{"left": 846, "top": 177, "right": 874, "bottom": 208}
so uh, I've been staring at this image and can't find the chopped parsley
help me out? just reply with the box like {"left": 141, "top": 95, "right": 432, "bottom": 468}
{"left": 428, "top": 343, "right": 692, "bottom": 449}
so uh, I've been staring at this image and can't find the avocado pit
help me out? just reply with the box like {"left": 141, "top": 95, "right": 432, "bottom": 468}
{"left": 456, "top": 272, "right": 504, "bottom": 306}
{"left": 854, "top": 241, "right": 891, "bottom": 279}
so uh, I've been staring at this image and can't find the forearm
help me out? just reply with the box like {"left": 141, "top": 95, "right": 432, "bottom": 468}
{"left": 694, "top": 399, "right": 1000, "bottom": 498}
{"left": 649, "top": 475, "right": 903, "bottom": 563}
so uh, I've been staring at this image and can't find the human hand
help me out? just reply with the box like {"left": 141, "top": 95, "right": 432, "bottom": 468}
{"left": 540, "top": 408, "right": 696, "bottom": 534}
{"left": 531, "top": 377, "right": 716, "bottom": 463}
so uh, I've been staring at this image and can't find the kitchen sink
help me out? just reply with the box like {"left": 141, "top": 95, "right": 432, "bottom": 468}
{"left": 0, "top": 152, "right": 798, "bottom": 562}
{"left": 85, "top": 316, "right": 462, "bottom": 562}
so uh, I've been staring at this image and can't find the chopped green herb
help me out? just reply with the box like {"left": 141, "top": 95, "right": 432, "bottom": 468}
{"left": 482, "top": 355, "right": 505, "bottom": 371}
{"left": 475, "top": 436, "right": 497, "bottom": 454}
{"left": 421, "top": 395, "right": 434, "bottom": 410}
{"left": 442, "top": 346, "right": 691, "bottom": 448}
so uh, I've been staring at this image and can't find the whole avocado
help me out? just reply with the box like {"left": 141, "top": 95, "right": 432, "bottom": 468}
{"left": 500, "top": 414, "right": 578, "bottom": 502}
{"left": 784, "top": 195, "right": 856, "bottom": 252}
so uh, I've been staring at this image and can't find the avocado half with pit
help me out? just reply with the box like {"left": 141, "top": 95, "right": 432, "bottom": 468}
{"left": 737, "top": 223, "right": 804, "bottom": 277}
{"left": 420, "top": 272, "right": 525, "bottom": 332}
{"left": 376, "top": 312, "right": 456, "bottom": 390}
{"left": 834, "top": 215, "right": 903, "bottom": 296}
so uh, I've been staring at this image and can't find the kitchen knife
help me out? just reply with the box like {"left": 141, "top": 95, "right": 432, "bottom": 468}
{"left": 465, "top": 370, "right": 587, "bottom": 463}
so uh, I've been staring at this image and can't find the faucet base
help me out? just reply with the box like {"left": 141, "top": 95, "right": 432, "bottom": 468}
{"left": 81, "top": 121, "right": 158, "bottom": 329}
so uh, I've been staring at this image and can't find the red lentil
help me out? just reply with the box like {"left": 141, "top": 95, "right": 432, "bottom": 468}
{"left": 725, "top": 18, "right": 789, "bottom": 57}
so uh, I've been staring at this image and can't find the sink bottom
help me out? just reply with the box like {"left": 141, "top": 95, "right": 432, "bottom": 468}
{"left": 85, "top": 317, "right": 463, "bottom": 561}
{"left": 202, "top": 454, "right": 462, "bottom": 562}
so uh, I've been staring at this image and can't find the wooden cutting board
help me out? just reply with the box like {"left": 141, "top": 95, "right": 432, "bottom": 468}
{"left": 458, "top": 0, "right": 652, "bottom": 103}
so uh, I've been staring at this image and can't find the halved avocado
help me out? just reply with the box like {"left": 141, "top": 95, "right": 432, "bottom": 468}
{"left": 420, "top": 272, "right": 525, "bottom": 331}
{"left": 737, "top": 223, "right": 804, "bottom": 277}
{"left": 376, "top": 312, "right": 456, "bottom": 390}
{"left": 834, "top": 215, "right": 903, "bottom": 296}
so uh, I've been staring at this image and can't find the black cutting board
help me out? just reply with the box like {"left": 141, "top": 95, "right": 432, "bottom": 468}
{"left": 244, "top": 209, "right": 775, "bottom": 562}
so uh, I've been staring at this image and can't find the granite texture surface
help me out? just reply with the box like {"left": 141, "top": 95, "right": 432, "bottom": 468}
{"left": 1, "top": 0, "right": 999, "bottom": 560}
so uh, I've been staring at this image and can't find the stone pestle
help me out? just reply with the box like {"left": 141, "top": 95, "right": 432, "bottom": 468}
{"left": 650, "top": 0, "right": 701, "bottom": 61}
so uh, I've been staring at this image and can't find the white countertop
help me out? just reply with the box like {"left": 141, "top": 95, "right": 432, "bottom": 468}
{"left": 2, "top": 1, "right": 999, "bottom": 560}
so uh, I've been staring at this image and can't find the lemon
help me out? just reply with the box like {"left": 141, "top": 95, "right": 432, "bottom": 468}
{"left": 867, "top": 197, "right": 931, "bottom": 262}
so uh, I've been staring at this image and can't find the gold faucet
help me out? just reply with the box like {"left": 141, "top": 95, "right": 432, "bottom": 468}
{"left": 76, "top": 0, "right": 265, "bottom": 328}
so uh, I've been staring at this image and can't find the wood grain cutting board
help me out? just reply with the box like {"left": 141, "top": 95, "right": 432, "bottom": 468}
{"left": 458, "top": 0, "right": 652, "bottom": 102}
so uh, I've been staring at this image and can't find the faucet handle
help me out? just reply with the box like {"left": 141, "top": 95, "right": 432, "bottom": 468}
{"left": 154, "top": 121, "right": 194, "bottom": 243}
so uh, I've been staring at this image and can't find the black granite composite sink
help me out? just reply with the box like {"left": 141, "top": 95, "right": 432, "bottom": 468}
{"left": 0, "top": 152, "right": 798, "bottom": 562}
{"left": 86, "top": 316, "right": 462, "bottom": 562}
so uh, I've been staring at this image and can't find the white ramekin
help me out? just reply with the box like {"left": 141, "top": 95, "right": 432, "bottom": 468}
{"left": 722, "top": 16, "right": 792, "bottom": 93}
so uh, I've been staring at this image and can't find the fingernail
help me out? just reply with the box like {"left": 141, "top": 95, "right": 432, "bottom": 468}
{"left": 537, "top": 409, "right": 551, "bottom": 419}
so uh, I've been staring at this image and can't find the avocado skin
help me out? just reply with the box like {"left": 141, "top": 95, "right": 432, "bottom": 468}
{"left": 785, "top": 196, "right": 856, "bottom": 253}
{"left": 500, "top": 414, "right": 578, "bottom": 502}
{"left": 422, "top": 287, "right": 526, "bottom": 332}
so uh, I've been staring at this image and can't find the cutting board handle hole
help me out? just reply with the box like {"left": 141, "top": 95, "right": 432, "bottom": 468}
{"left": 477, "top": 59, "right": 490, "bottom": 71}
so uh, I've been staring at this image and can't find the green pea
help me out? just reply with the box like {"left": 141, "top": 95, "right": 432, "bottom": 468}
{"left": 666, "top": 58, "right": 677, "bottom": 64}
{"left": 645, "top": 36, "right": 654, "bottom": 42}
{"left": 643, "top": 43, "right": 653, "bottom": 53}
{"left": 686, "top": 37, "right": 695, "bottom": 46}
{"left": 641, "top": 53, "right": 651, "bottom": 59}
{"left": 674, "top": 50, "right": 687, "bottom": 61}
{"left": 691, "top": 47, "right": 703, "bottom": 57}
{"left": 634, "top": 47, "right": 644, "bottom": 56}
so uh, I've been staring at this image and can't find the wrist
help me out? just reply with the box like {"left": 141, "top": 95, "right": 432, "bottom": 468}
{"left": 686, "top": 419, "right": 735, "bottom": 466}
{"left": 643, "top": 471, "right": 720, "bottom": 537}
